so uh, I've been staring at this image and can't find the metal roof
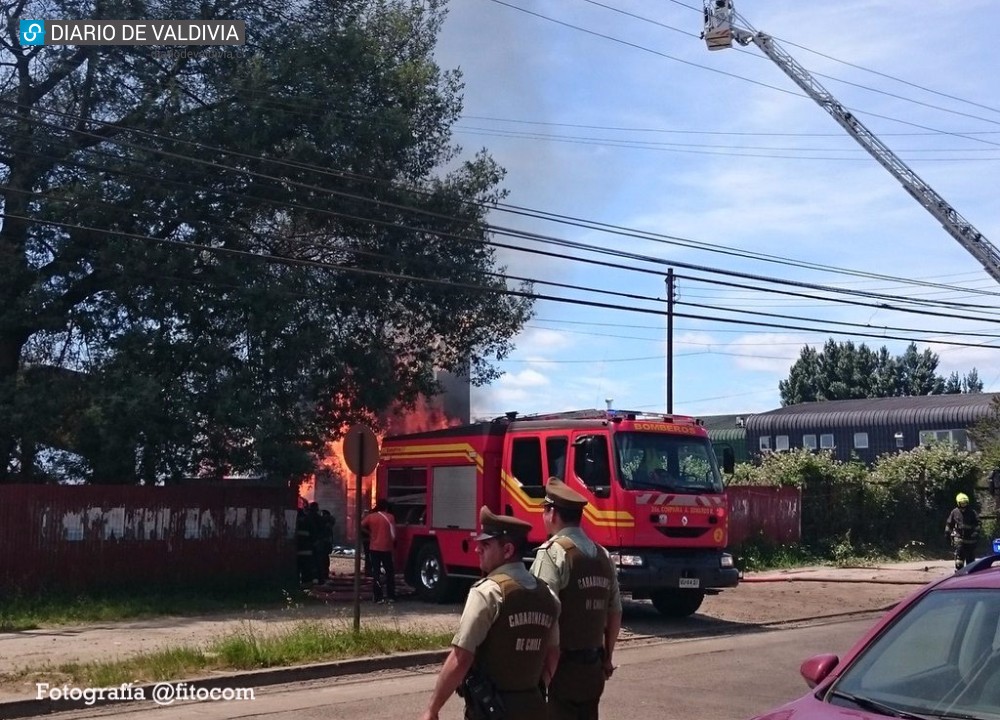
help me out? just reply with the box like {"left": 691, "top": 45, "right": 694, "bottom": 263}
{"left": 698, "top": 414, "right": 750, "bottom": 432}
{"left": 746, "top": 394, "right": 1000, "bottom": 432}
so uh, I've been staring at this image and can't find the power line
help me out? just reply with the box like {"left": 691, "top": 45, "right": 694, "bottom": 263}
{"left": 9, "top": 106, "right": 1000, "bottom": 335}
{"left": 484, "top": 0, "right": 1000, "bottom": 147}
{"left": 8, "top": 99, "right": 1000, "bottom": 301}
{"left": 7, "top": 210, "right": 1000, "bottom": 351}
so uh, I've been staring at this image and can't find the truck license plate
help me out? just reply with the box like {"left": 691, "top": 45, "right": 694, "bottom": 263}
{"left": 679, "top": 578, "right": 700, "bottom": 589}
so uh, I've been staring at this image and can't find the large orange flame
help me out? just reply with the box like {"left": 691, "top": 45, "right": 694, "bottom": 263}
{"left": 312, "top": 395, "right": 462, "bottom": 541}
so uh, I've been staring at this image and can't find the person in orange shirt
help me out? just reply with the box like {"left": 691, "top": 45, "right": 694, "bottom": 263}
{"left": 361, "top": 499, "right": 396, "bottom": 603}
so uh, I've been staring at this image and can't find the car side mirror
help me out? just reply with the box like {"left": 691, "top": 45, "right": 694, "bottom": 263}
{"left": 799, "top": 653, "right": 839, "bottom": 688}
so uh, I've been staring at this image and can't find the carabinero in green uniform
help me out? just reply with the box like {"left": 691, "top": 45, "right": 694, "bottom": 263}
{"left": 531, "top": 478, "right": 622, "bottom": 720}
{"left": 419, "top": 506, "right": 560, "bottom": 720}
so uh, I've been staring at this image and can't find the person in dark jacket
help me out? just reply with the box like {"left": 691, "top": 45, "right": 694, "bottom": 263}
{"left": 946, "top": 492, "right": 981, "bottom": 570}
{"left": 295, "top": 507, "right": 315, "bottom": 584}
{"left": 315, "top": 509, "right": 335, "bottom": 583}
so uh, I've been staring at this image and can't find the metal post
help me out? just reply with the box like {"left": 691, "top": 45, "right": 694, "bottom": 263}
{"left": 666, "top": 269, "right": 674, "bottom": 414}
{"left": 352, "top": 436, "right": 364, "bottom": 632}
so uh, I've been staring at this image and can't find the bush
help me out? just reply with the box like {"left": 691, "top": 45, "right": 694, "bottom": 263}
{"left": 730, "top": 443, "right": 986, "bottom": 557}
{"left": 870, "top": 443, "right": 983, "bottom": 548}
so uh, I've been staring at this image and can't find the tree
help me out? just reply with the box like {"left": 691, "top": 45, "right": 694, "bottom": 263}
{"left": 779, "top": 340, "right": 980, "bottom": 406}
{"left": 895, "top": 343, "right": 944, "bottom": 396}
{"left": 0, "top": 0, "right": 532, "bottom": 483}
{"left": 777, "top": 346, "right": 821, "bottom": 405}
{"left": 963, "top": 368, "right": 983, "bottom": 394}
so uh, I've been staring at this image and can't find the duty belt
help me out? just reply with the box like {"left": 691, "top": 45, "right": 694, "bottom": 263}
{"left": 561, "top": 647, "right": 603, "bottom": 663}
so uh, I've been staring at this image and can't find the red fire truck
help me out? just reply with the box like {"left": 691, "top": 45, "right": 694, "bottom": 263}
{"left": 375, "top": 409, "right": 738, "bottom": 617}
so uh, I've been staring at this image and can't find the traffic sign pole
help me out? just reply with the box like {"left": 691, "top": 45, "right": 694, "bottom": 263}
{"left": 342, "top": 423, "right": 380, "bottom": 633}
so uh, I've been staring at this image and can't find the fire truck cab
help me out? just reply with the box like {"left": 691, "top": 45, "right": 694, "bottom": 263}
{"left": 376, "top": 409, "right": 739, "bottom": 617}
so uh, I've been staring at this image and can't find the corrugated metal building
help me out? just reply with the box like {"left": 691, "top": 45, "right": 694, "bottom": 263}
{"left": 700, "top": 413, "right": 752, "bottom": 466}
{"left": 746, "top": 394, "right": 999, "bottom": 464}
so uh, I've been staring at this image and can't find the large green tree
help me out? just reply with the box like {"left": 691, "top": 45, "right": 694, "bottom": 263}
{"left": 779, "top": 339, "right": 981, "bottom": 405}
{"left": 0, "top": 0, "right": 532, "bottom": 483}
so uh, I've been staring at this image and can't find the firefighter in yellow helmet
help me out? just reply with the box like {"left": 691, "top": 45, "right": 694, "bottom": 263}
{"left": 945, "top": 492, "right": 980, "bottom": 570}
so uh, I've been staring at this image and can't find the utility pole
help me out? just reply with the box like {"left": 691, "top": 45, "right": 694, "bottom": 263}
{"left": 665, "top": 269, "right": 675, "bottom": 414}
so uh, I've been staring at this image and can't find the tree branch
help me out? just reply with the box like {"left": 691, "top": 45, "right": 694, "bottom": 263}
{"left": 28, "top": 47, "right": 90, "bottom": 105}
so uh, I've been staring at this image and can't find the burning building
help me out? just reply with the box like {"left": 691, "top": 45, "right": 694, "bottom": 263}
{"left": 308, "top": 369, "right": 469, "bottom": 542}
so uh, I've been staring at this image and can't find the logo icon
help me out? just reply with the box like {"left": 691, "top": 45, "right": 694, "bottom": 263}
{"left": 19, "top": 20, "right": 45, "bottom": 46}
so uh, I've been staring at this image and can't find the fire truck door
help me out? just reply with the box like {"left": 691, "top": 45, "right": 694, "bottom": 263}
{"left": 570, "top": 433, "right": 628, "bottom": 547}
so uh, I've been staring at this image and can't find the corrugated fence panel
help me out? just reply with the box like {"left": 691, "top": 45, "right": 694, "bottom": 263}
{"left": 728, "top": 486, "right": 801, "bottom": 546}
{"left": 0, "top": 485, "right": 297, "bottom": 594}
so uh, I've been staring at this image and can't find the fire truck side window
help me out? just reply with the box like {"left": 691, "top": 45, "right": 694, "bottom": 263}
{"left": 511, "top": 437, "right": 546, "bottom": 498}
{"left": 546, "top": 437, "right": 568, "bottom": 481}
{"left": 573, "top": 434, "right": 611, "bottom": 495}
{"left": 386, "top": 467, "right": 427, "bottom": 525}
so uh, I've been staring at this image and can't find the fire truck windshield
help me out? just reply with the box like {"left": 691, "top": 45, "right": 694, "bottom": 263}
{"left": 614, "top": 432, "right": 724, "bottom": 493}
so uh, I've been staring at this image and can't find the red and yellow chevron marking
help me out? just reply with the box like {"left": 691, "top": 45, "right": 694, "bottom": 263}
{"left": 381, "top": 442, "right": 482, "bottom": 464}
{"left": 501, "top": 471, "right": 634, "bottom": 528}
{"left": 383, "top": 442, "right": 634, "bottom": 528}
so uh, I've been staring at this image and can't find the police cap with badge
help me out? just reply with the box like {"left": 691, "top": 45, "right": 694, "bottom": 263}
{"left": 543, "top": 477, "right": 588, "bottom": 510}
{"left": 474, "top": 506, "right": 533, "bottom": 542}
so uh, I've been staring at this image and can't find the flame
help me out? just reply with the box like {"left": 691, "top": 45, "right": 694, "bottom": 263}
{"left": 315, "top": 394, "right": 462, "bottom": 541}
{"left": 385, "top": 394, "right": 463, "bottom": 435}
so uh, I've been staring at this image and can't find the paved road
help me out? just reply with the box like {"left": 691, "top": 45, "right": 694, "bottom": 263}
{"left": 42, "top": 614, "right": 879, "bottom": 720}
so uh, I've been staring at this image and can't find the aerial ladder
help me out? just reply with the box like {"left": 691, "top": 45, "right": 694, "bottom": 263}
{"left": 701, "top": 0, "right": 1000, "bottom": 286}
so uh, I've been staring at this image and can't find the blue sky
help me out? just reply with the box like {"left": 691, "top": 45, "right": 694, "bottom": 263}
{"left": 432, "top": 0, "right": 1000, "bottom": 420}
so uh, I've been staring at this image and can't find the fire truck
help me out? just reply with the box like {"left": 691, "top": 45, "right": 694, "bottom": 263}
{"left": 375, "top": 409, "right": 739, "bottom": 617}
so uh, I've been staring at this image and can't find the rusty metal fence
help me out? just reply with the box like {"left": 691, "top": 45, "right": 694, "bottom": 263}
{"left": 0, "top": 484, "right": 297, "bottom": 594}
{"left": 727, "top": 485, "right": 801, "bottom": 547}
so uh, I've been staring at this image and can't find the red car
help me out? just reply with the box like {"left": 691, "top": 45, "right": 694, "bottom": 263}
{"left": 753, "top": 554, "right": 1000, "bottom": 720}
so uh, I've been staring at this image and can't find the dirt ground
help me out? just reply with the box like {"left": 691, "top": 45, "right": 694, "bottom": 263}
{"left": 0, "top": 559, "right": 957, "bottom": 702}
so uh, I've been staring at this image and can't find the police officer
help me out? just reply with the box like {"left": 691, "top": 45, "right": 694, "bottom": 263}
{"left": 531, "top": 478, "right": 622, "bottom": 720}
{"left": 419, "top": 507, "right": 560, "bottom": 720}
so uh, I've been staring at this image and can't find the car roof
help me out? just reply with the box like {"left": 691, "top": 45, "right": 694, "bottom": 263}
{"left": 931, "top": 555, "right": 1000, "bottom": 591}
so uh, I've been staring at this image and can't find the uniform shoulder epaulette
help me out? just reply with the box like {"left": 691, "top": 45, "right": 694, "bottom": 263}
{"left": 553, "top": 536, "right": 576, "bottom": 551}
{"left": 471, "top": 577, "right": 491, "bottom": 589}
{"left": 539, "top": 538, "right": 557, "bottom": 551}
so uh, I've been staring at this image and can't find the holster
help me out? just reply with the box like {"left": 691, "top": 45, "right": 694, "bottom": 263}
{"left": 458, "top": 666, "right": 505, "bottom": 720}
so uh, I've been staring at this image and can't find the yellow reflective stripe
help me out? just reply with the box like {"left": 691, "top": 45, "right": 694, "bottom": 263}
{"left": 381, "top": 442, "right": 480, "bottom": 463}
{"left": 501, "top": 472, "right": 635, "bottom": 527}
{"left": 385, "top": 442, "right": 636, "bottom": 527}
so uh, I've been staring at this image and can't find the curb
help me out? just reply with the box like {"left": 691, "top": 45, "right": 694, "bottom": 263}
{"left": 0, "top": 649, "right": 449, "bottom": 720}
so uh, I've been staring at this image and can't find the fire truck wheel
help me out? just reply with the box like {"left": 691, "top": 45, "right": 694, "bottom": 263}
{"left": 414, "top": 542, "right": 452, "bottom": 603}
{"left": 650, "top": 589, "right": 705, "bottom": 618}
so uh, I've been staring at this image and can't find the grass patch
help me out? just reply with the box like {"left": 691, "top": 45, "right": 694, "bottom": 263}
{"left": 0, "top": 586, "right": 299, "bottom": 632}
{"left": 214, "top": 621, "right": 452, "bottom": 670}
{"left": 733, "top": 533, "right": 955, "bottom": 573}
{"left": 732, "top": 539, "right": 822, "bottom": 572}
{"left": 825, "top": 536, "right": 948, "bottom": 567}
{"left": 16, "top": 620, "right": 452, "bottom": 688}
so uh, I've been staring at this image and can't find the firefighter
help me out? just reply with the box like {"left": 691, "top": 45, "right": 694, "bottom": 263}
{"left": 419, "top": 507, "right": 560, "bottom": 720}
{"left": 295, "top": 506, "right": 315, "bottom": 584}
{"left": 531, "top": 478, "right": 622, "bottom": 720}
{"left": 946, "top": 492, "right": 981, "bottom": 570}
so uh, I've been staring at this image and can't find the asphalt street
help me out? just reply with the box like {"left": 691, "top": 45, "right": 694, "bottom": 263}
{"left": 39, "top": 614, "right": 879, "bottom": 720}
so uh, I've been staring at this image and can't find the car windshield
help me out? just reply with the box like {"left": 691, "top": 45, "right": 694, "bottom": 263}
{"left": 613, "top": 432, "right": 724, "bottom": 493}
{"left": 826, "top": 587, "right": 1000, "bottom": 719}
